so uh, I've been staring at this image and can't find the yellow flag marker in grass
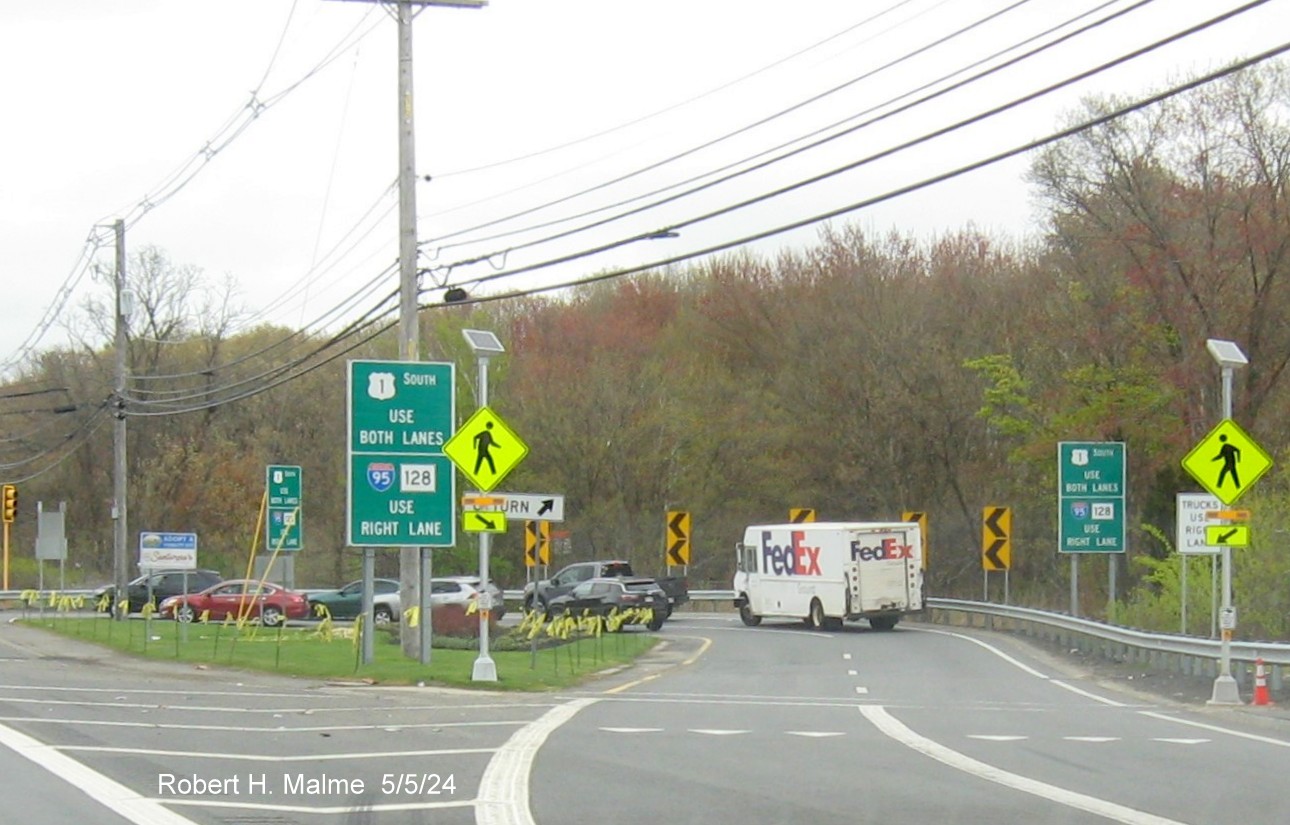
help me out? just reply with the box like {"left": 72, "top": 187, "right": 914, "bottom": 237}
{"left": 198, "top": 609, "right": 211, "bottom": 624}
{"left": 526, "top": 611, "right": 547, "bottom": 640}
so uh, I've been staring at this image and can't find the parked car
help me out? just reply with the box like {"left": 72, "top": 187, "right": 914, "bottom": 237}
{"left": 92, "top": 569, "right": 223, "bottom": 614}
{"left": 307, "top": 578, "right": 401, "bottom": 624}
{"left": 158, "top": 579, "right": 310, "bottom": 626}
{"left": 524, "top": 559, "right": 686, "bottom": 616}
{"left": 431, "top": 576, "right": 506, "bottom": 620}
{"left": 545, "top": 577, "right": 668, "bottom": 631}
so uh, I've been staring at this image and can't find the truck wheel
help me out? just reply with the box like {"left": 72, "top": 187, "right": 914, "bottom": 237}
{"left": 807, "top": 599, "right": 825, "bottom": 630}
{"left": 647, "top": 615, "right": 664, "bottom": 631}
{"left": 870, "top": 616, "right": 898, "bottom": 631}
{"left": 738, "top": 600, "right": 761, "bottom": 627}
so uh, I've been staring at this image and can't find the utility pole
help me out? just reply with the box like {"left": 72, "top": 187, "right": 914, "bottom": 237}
{"left": 113, "top": 219, "right": 129, "bottom": 620}
{"left": 328, "top": 0, "right": 487, "bottom": 660}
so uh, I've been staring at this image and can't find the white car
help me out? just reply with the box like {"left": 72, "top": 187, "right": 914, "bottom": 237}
{"left": 432, "top": 576, "right": 507, "bottom": 620}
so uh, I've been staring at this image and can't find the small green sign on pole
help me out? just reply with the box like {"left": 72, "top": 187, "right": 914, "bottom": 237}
{"left": 266, "top": 465, "right": 302, "bottom": 551}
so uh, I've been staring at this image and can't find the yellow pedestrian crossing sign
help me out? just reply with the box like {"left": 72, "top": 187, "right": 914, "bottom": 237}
{"left": 444, "top": 406, "right": 528, "bottom": 493}
{"left": 1181, "top": 419, "right": 1273, "bottom": 505}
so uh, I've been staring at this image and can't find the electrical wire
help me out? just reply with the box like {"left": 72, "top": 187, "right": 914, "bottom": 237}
{"left": 438, "top": 0, "right": 1273, "bottom": 294}
{"left": 419, "top": 0, "right": 1044, "bottom": 249}
{"left": 0, "top": 5, "right": 383, "bottom": 378}
{"left": 420, "top": 41, "right": 1290, "bottom": 312}
{"left": 426, "top": 0, "right": 931, "bottom": 180}
{"left": 422, "top": 0, "right": 1143, "bottom": 273}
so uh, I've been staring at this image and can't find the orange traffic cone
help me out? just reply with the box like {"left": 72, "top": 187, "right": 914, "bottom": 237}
{"left": 1252, "top": 657, "right": 1273, "bottom": 706}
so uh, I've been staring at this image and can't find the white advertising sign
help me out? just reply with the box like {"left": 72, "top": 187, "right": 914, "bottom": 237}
{"left": 1176, "top": 493, "right": 1222, "bottom": 555}
{"left": 138, "top": 531, "right": 198, "bottom": 570}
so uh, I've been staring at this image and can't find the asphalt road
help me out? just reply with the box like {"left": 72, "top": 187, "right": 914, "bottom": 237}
{"left": 534, "top": 614, "right": 1290, "bottom": 825}
{"left": 1, "top": 612, "right": 1288, "bottom": 824}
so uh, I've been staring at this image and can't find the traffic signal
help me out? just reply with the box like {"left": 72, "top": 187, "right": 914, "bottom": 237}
{"left": 2, "top": 485, "right": 15, "bottom": 523}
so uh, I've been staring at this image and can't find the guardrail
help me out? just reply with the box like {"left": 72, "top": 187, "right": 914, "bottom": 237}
{"left": 927, "top": 597, "right": 1289, "bottom": 692}
{"left": 671, "top": 590, "right": 1289, "bottom": 692}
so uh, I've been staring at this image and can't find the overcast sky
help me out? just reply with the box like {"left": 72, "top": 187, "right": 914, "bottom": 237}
{"left": 3, "top": 0, "right": 1287, "bottom": 371}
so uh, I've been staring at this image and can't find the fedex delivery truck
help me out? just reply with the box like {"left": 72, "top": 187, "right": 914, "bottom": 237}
{"left": 733, "top": 522, "right": 924, "bottom": 630}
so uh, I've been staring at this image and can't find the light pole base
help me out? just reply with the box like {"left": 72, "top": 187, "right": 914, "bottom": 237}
{"left": 1208, "top": 674, "right": 1242, "bottom": 705}
{"left": 472, "top": 655, "right": 498, "bottom": 682}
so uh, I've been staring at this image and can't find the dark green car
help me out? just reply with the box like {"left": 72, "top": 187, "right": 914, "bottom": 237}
{"left": 307, "top": 578, "right": 401, "bottom": 624}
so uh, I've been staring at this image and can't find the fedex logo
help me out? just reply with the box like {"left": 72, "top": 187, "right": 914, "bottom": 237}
{"left": 851, "top": 537, "right": 914, "bottom": 562}
{"left": 761, "top": 531, "right": 822, "bottom": 576}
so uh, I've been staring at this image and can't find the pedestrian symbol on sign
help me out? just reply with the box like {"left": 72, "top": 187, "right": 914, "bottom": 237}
{"left": 1213, "top": 434, "right": 1241, "bottom": 490}
{"left": 473, "top": 421, "right": 498, "bottom": 475}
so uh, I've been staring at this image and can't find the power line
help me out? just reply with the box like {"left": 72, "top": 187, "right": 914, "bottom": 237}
{"left": 438, "top": 0, "right": 1274, "bottom": 295}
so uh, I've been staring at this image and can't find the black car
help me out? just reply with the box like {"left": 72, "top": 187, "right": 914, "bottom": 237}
{"left": 545, "top": 577, "right": 668, "bottom": 631}
{"left": 93, "top": 569, "right": 223, "bottom": 614}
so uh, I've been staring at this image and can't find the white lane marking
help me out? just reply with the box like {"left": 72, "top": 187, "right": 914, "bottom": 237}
{"left": 968, "top": 735, "right": 1028, "bottom": 741}
{"left": 854, "top": 686, "right": 869, "bottom": 695}
{"left": 787, "top": 731, "right": 845, "bottom": 738}
{"left": 689, "top": 729, "right": 749, "bottom": 736}
{"left": 908, "top": 627, "right": 1049, "bottom": 679}
{"left": 1051, "top": 679, "right": 1128, "bottom": 707}
{"left": 0, "top": 683, "right": 329, "bottom": 698}
{"left": 912, "top": 627, "right": 1133, "bottom": 707}
{"left": 598, "top": 727, "right": 663, "bottom": 733}
{"left": 683, "top": 624, "right": 834, "bottom": 638}
{"left": 594, "top": 689, "right": 846, "bottom": 703}
{"left": 0, "top": 694, "right": 555, "bottom": 714}
{"left": 843, "top": 653, "right": 852, "bottom": 660}
{"left": 0, "top": 716, "right": 527, "bottom": 733}
{"left": 477, "top": 697, "right": 597, "bottom": 825}
{"left": 1153, "top": 738, "right": 1210, "bottom": 745}
{"left": 164, "top": 798, "right": 472, "bottom": 815}
{"left": 847, "top": 669, "right": 858, "bottom": 676}
{"left": 860, "top": 706, "right": 1190, "bottom": 825}
{"left": 1064, "top": 736, "right": 1119, "bottom": 743}
{"left": 0, "top": 719, "right": 201, "bottom": 825}
{"left": 58, "top": 745, "right": 494, "bottom": 761}
{"left": 1138, "top": 711, "right": 1290, "bottom": 748}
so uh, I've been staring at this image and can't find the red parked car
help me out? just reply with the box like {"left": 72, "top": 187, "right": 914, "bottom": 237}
{"left": 158, "top": 579, "right": 310, "bottom": 626}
